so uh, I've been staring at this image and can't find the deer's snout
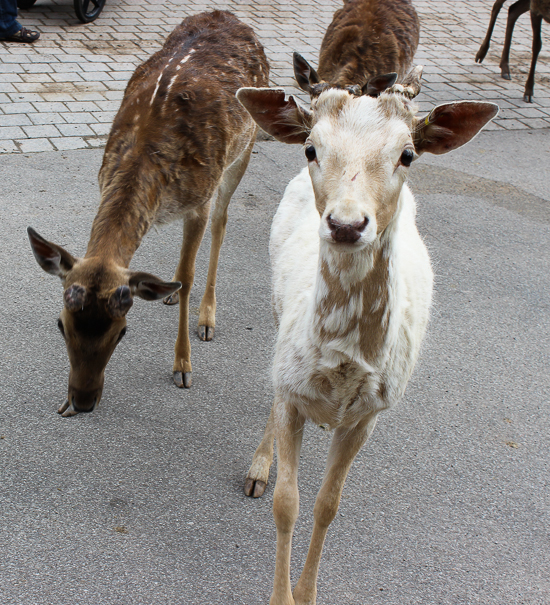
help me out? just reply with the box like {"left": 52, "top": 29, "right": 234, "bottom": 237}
{"left": 67, "top": 386, "right": 102, "bottom": 414}
{"left": 327, "top": 214, "right": 369, "bottom": 243}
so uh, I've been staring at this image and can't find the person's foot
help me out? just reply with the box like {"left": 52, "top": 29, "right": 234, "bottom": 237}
{"left": 0, "top": 27, "right": 40, "bottom": 43}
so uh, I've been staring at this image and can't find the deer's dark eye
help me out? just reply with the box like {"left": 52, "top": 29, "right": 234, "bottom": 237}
{"left": 116, "top": 327, "right": 127, "bottom": 343}
{"left": 57, "top": 319, "right": 65, "bottom": 338}
{"left": 400, "top": 149, "right": 414, "bottom": 167}
{"left": 305, "top": 145, "right": 316, "bottom": 162}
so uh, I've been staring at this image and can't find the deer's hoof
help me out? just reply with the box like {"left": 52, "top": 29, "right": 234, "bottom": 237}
{"left": 163, "top": 291, "right": 179, "bottom": 306}
{"left": 501, "top": 69, "right": 511, "bottom": 80}
{"left": 58, "top": 399, "right": 79, "bottom": 417}
{"left": 523, "top": 92, "right": 534, "bottom": 103}
{"left": 173, "top": 371, "right": 192, "bottom": 388}
{"left": 244, "top": 477, "right": 267, "bottom": 498}
{"left": 198, "top": 325, "right": 214, "bottom": 341}
{"left": 475, "top": 50, "right": 486, "bottom": 63}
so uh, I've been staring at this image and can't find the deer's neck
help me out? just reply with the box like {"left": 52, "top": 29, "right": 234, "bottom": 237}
{"left": 312, "top": 231, "right": 397, "bottom": 368}
{"left": 86, "top": 168, "right": 163, "bottom": 267}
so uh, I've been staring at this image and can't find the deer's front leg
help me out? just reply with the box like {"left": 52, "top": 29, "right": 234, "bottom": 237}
{"left": 523, "top": 11, "right": 543, "bottom": 102}
{"left": 173, "top": 205, "right": 210, "bottom": 388}
{"left": 271, "top": 400, "right": 305, "bottom": 605}
{"left": 293, "top": 412, "right": 379, "bottom": 605}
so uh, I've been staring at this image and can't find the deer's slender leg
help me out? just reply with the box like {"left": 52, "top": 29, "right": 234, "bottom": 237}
{"left": 172, "top": 203, "right": 211, "bottom": 388}
{"left": 524, "top": 11, "right": 543, "bottom": 102}
{"left": 500, "top": 0, "right": 531, "bottom": 79}
{"left": 245, "top": 403, "right": 275, "bottom": 498}
{"left": 198, "top": 135, "right": 257, "bottom": 341}
{"left": 271, "top": 400, "right": 305, "bottom": 605}
{"left": 475, "top": 0, "right": 508, "bottom": 63}
{"left": 292, "top": 412, "right": 379, "bottom": 605}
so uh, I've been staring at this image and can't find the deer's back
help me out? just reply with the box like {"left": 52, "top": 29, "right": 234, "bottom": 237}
{"left": 99, "top": 11, "right": 269, "bottom": 218}
{"left": 318, "top": 0, "right": 420, "bottom": 87}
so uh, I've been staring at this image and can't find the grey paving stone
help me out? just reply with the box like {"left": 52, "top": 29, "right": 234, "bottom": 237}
{"left": 22, "top": 124, "right": 62, "bottom": 138}
{"left": 16, "top": 137, "right": 55, "bottom": 152}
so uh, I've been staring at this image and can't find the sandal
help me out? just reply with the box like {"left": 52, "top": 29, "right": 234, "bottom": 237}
{"left": 0, "top": 27, "right": 40, "bottom": 43}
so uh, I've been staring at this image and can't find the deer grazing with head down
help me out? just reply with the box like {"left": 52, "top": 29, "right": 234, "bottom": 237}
{"left": 292, "top": 0, "right": 420, "bottom": 99}
{"left": 475, "top": 0, "right": 550, "bottom": 102}
{"left": 27, "top": 11, "right": 269, "bottom": 416}
{"left": 236, "top": 70, "right": 497, "bottom": 603}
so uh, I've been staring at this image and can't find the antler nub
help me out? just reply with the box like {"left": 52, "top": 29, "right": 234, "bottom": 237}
{"left": 387, "top": 65, "right": 424, "bottom": 99}
{"left": 64, "top": 284, "right": 88, "bottom": 312}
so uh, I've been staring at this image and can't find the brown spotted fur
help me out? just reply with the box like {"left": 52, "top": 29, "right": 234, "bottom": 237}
{"left": 317, "top": 0, "right": 420, "bottom": 87}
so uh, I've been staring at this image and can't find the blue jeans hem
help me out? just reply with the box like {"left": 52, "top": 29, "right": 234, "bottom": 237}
{"left": 0, "top": 22, "right": 22, "bottom": 38}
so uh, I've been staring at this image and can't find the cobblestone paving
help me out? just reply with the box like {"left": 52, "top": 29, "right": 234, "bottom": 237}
{"left": 1, "top": 0, "right": 549, "bottom": 153}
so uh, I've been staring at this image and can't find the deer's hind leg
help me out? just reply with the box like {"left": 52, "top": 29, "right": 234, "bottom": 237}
{"left": 476, "top": 0, "right": 508, "bottom": 63}
{"left": 173, "top": 203, "right": 211, "bottom": 388}
{"left": 245, "top": 403, "right": 276, "bottom": 498}
{"left": 197, "top": 135, "right": 257, "bottom": 341}
{"left": 500, "top": 0, "right": 531, "bottom": 79}
{"left": 292, "top": 412, "right": 379, "bottom": 605}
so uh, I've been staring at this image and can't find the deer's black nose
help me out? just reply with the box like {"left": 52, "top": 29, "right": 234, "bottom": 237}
{"left": 327, "top": 215, "right": 369, "bottom": 243}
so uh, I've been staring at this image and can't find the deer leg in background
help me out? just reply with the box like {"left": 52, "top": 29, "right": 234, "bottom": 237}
{"left": 476, "top": 0, "right": 508, "bottom": 63}
{"left": 198, "top": 136, "right": 257, "bottom": 341}
{"left": 271, "top": 401, "right": 305, "bottom": 605}
{"left": 524, "top": 11, "right": 543, "bottom": 101}
{"left": 245, "top": 403, "right": 275, "bottom": 498}
{"left": 172, "top": 203, "right": 211, "bottom": 388}
{"left": 500, "top": 0, "right": 531, "bottom": 79}
{"left": 292, "top": 412, "right": 379, "bottom": 605}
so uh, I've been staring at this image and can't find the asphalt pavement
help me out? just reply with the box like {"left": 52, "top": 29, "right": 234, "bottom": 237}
{"left": 0, "top": 128, "right": 549, "bottom": 604}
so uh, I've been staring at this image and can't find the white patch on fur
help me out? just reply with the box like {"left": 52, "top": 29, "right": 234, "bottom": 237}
{"left": 150, "top": 69, "right": 165, "bottom": 105}
{"left": 180, "top": 49, "right": 195, "bottom": 65}
{"left": 164, "top": 74, "right": 178, "bottom": 110}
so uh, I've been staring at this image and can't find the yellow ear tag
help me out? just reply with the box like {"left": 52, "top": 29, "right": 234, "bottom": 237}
{"left": 425, "top": 114, "right": 431, "bottom": 126}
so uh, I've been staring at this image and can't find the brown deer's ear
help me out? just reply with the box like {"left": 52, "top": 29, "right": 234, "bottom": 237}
{"left": 27, "top": 227, "right": 77, "bottom": 279}
{"left": 413, "top": 101, "right": 499, "bottom": 155}
{"left": 362, "top": 73, "right": 398, "bottom": 97}
{"left": 293, "top": 52, "right": 321, "bottom": 94}
{"left": 236, "top": 87, "right": 312, "bottom": 144}
{"left": 128, "top": 272, "right": 182, "bottom": 302}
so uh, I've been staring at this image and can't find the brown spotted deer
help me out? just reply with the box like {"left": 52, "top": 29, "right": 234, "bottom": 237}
{"left": 293, "top": 0, "right": 420, "bottom": 98}
{"left": 236, "top": 74, "right": 497, "bottom": 604}
{"left": 27, "top": 11, "right": 269, "bottom": 416}
{"left": 475, "top": 0, "right": 550, "bottom": 102}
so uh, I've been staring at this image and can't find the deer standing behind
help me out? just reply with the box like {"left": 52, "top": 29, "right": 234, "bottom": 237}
{"left": 27, "top": 11, "right": 269, "bottom": 416}
{"left": 237, "top": 73, "right": 497, "bottom": 603}
{"left": 475, "top": 0, "right": 550, "bottom": 102}
{"left": 293, "top": 0, "right": 420, "bottom": 97}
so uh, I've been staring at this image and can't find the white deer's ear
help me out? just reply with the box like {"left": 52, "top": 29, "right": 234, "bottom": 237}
{"left": 236, "top": 87, "right": 312, "bottom": 144}
{"left": 413, "top": 101, "right": 499, "bottom": 155}
{"left": 27, "top": 227, "right": 77, "bottom": 279}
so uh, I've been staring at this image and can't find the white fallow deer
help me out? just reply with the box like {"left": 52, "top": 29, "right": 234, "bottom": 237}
{"left": 27, "top": 11, "right": 269, "bottom": 416}
{"left": 236, "top": 74, "right": 498, "bottom": 604}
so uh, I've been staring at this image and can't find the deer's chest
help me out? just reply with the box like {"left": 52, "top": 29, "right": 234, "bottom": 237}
{"left": 273, "top": 341, "right": 389, "bottom": 429}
